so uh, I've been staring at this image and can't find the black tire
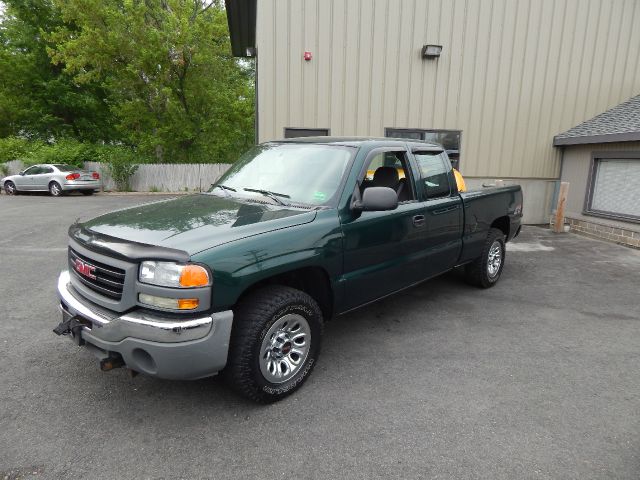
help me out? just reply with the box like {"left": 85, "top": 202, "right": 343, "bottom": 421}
{"left": 465, "top": 228, "right": 506, "bottom": 288}
{"left": 4, "top": 181, "right": 18, "bottom": 195}
{"left": 224, "top": 285, "right": 323, "bottom": 403}
{"left": 49, "top": 181, "right": 64, "bottom": 197}
{"left": 81, "top": 190, "right": 95, "bottom": 196}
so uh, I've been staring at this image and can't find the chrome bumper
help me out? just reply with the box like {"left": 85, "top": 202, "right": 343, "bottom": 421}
{"left": 57, "top": 270, "right": 234, "bottom": 379}
{"left": 62, "top": 180, "right": 101, "bottom": 190}
{"left": 58, "top": 270, "right": 215, "bottom": 343}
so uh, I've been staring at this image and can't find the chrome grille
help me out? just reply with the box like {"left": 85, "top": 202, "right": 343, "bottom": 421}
{"left": 69, "top": 248, "right": 126, "bottom": 300}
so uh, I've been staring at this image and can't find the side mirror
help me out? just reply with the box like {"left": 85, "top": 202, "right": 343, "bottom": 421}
{"left": 19, "top": 171, "right": 25, "bottom": 176}
{"left": 352, "top": 186, "right": 398, "bottom": 212}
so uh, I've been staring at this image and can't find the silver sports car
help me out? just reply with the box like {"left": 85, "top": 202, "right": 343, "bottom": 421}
{"left": 1, "top": 164, "right": 102, "bottom": 196}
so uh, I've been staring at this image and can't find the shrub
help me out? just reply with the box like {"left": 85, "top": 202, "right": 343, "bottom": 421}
{"left": 0, "top": 163, "right": 9, "bottom": 177}
{"left": 0, "top": 137, "right": 42, "bottom": 163}
{"left": 21, "top": 139, "right": 99, "bottom": 167}
{"left": 106, "top": 149, "right": 139, "bottom": 191}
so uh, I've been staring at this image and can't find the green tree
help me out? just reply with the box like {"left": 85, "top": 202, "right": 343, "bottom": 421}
{"left": 49, "top": 0, "right": 255, "bottom": 163}
{"left": 0, "top": 0, "right": 116, "bottom": 140}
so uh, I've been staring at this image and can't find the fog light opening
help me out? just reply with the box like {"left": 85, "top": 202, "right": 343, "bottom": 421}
{"left": 131, "top": 348, "right": 157, "bottom": 374}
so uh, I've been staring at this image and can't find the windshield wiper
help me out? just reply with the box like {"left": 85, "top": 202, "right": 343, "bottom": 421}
{"left": 243, "top": 188, "right": 290, "bottom": 206}
{"left": 211, "top": 184, "right": 237, "bottom": 197}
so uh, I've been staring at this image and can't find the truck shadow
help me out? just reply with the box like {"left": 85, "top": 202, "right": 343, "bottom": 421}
{"left": 63, "top": 265, "right": 510, "bottom": 432}
{"left": 105, "top": 269, "right": 479, "bottom": 412}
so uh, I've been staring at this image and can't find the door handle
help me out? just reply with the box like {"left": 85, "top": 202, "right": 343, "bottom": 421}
{"left": 412, "top": 215, "right": 425, "bottom": 227}
{"left": 433, "top": 205, "right": 460, "bottom": 215}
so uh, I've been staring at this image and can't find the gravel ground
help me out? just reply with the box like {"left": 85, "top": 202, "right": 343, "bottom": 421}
{"left": 1, "top": 193, "right": 639, "bottom": 480}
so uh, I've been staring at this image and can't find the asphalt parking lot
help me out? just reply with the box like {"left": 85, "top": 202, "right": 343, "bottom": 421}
{"left": 1, "top": 193, "right": 640, "bottom": 480}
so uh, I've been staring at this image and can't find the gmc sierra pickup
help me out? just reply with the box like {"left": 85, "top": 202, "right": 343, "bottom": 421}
{"left": 55, "top": 137, "right": 522, "bottom": 402}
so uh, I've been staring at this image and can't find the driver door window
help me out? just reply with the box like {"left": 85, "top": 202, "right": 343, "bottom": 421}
{"left": 361, "top": 151, "right": 415, "bottom": 203}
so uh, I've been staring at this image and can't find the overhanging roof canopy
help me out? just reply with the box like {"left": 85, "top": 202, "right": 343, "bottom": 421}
{"left": 553, "top": 94, "right": 640, "bottom": 146}
{"left": 225, "top": 0, "right": 257, "bottom": 57}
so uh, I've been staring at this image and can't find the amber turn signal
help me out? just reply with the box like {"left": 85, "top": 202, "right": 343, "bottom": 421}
{"left": 177, "top": 298, "right": 200, "bottom": 310}
{"left": 179, "top": 265, "right": 210, "bottom": 288}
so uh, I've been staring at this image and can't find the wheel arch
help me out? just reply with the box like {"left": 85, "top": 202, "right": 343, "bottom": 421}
{"left": 490, "top": 216, "right": 510, "bottom": 240}
{"left": 3, "top": 179, "right": 17, "bottom": 192}
{"left": 235, "top": 266, "right": 334, "bottom": 320}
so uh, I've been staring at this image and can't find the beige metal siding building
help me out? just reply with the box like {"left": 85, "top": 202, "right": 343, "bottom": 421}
{"left": 226, "top": 0, "right": 640, "bottom": 223}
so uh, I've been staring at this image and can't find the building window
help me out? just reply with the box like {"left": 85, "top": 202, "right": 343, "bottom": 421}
{"left": 385, "top": 128, "right": 462, "bottom": 169}
{"left": 284, "top": 128, "right": 330, "bottom": 139}
{"left": 585, "top": 154, "right": 640, "bottom": 222}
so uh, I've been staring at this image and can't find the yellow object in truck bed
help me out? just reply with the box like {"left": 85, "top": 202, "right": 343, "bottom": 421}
{"left": 366, "top": 167, "right": 467, "bottom": 192}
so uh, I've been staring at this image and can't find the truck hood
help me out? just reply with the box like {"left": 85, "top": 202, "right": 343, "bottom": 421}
{"left": 81, "top": 194, "right": 317, "bottom": 256}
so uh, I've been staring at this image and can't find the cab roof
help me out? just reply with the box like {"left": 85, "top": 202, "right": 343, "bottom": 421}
{"left": 273, "top": 136, "right": 444, "bottom": 150}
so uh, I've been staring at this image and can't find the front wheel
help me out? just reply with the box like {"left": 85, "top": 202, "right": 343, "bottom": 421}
{"left": 224, "top": 285, "right": 323, "bottom": 403}
{"left": 465, "top": 228, "right": 506, "bottom": 288}
{"left": 4, "top": 181, "right": 18, "bottom": 195}
{"left": 49, "top": 182, "right": 63, "bottom": 197}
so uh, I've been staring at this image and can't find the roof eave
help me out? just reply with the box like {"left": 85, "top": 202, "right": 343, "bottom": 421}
{"left": 553, "top": 131, "right": 640, "bottom": 146}
{"left": 225, "top": 0, "right": 257, "bottom": 57}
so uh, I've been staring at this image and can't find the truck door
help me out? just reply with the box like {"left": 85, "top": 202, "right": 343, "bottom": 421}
{"left": 412, "top": 150, "right": 463, "bottom": 276}
{"left": 340, "top": 148, "right": 428, "bottom": 309}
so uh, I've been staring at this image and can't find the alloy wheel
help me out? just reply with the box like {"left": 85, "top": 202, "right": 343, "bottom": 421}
{"left": 259, "top": 313, "right": 311, "bottom": 384}
{"left": 487, "top": 240, "right": 502, "bottom": 278}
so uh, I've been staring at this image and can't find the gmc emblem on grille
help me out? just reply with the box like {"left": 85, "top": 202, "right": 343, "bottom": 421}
{"left": 73, "top": 258, "right": 97, "bottom": 280}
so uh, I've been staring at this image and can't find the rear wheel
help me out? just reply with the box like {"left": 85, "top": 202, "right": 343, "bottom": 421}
{"left": 49, "top": 181, "right": 63, "bottom": 197}
{"left": 81, "top": 190, "right": 95, "bottom": 196}
{"left": 225, "top": 285, "right": 323, "bottom": 403}
{"left": 465, "top": 228, "right": 506, "bottom": 288}
{"left": 4, "top": 181, "right": 18, "bottom": 195}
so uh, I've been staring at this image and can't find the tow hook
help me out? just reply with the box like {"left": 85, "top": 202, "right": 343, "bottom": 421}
{"left": 53, "top": 317, "right": 85, "bottom": 346}
{"left": 100, "top": 355, "right": 125, "bottom": 372}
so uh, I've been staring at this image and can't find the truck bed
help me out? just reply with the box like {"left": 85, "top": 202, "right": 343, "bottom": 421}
{"left": 458, "top": 185, "right": 523, "bottom": 264}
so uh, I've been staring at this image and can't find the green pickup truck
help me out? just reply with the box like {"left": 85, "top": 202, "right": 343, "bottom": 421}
{"left": 55, "top": 137, "right": 522, "bottom": 402}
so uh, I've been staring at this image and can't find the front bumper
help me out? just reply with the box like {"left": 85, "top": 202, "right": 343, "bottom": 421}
{"left": 57, "top": 270, "right": 233, "bottom": 379}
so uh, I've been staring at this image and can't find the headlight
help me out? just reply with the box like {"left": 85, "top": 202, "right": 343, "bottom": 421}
{"left": 139, "top": 261, "right": 211, "bottom": 288}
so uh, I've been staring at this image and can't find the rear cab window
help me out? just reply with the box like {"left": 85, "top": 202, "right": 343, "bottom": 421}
{"left": 414, "top": 152, "right": 452, "bottom": 199}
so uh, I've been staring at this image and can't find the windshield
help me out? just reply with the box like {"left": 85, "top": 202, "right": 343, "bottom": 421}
{"left": 211, "top": 143, "right": 354, "bottom": 206}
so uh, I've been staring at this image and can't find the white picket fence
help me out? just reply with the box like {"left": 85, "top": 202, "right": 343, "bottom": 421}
{"left": 3, "top": 160, "right": 231, "bottom": 192}
{"left": 84, "top": 162, "right": 231, "bottom": 192}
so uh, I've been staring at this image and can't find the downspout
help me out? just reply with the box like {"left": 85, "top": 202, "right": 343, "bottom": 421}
{"left": 254, "top": 47, "right": 259, "bottom": 145}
